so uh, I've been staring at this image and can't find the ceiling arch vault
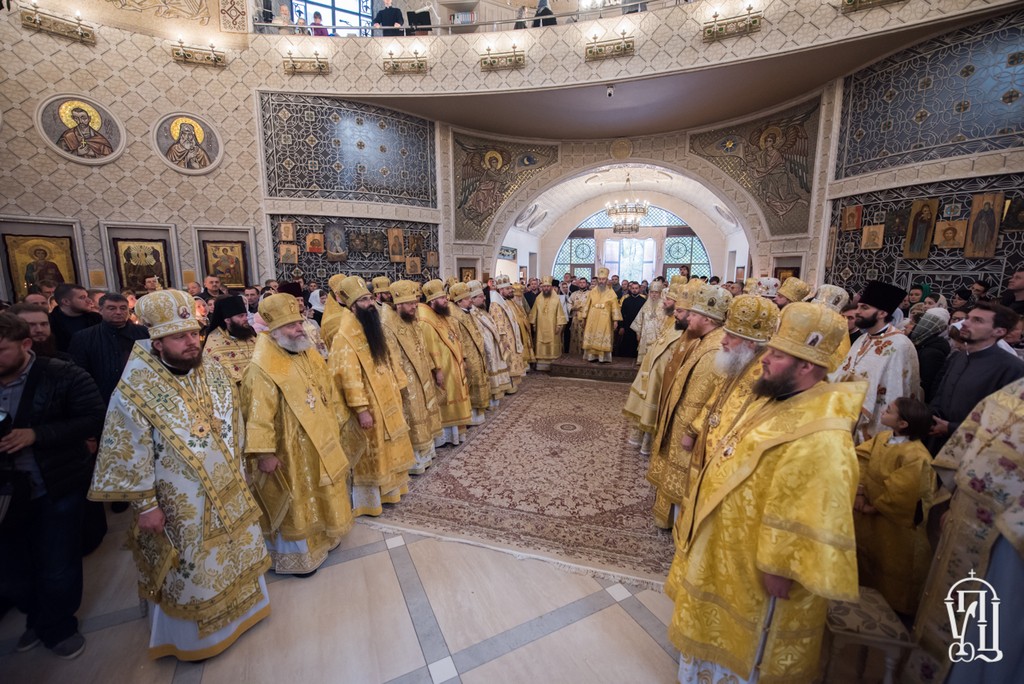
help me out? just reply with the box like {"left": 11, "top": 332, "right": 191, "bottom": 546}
{"left": 484, "top": 159, "right": 765, "bottom": 275}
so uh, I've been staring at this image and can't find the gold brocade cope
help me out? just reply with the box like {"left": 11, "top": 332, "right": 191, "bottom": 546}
{"left": 88, "top": 342, "right": 270, "bottom": 638}
{"left": 329, "top": 307, "right": 416, "bottom": 488}
{"left": 647, "top": 327, "right": 726, "bottom": 527}
{"left": 320, "top": 295, "right": 344, "bottom": 349}
{"left": 382, "top": 309, "right": 444, "bottom": 450}
{"left": 580, "top": 287, "right": 622, "bottom": 354}
{"left": 528, "top": 294, "right": 567, "bottom": 362}
{"left": 203, "top": 327, "right": 256, "bottom": 386}
{"left": 666, "top": 381, "right": 867, "bottom": 683}
{"left": 472, "top": 307, "right": 513, "bottom": 398}
{"left": 510, "top": 299, "right": 535, "bottom": 363}
{"left": 489, "top": 297, "right": 528, "bottom": 378}
{"left": 418, "top": 303, "right": 472, "bottom": 427}
{"left": 623, "top": 326, "right": 683, "bottom": 433}
{"left": 449, "top": 305, "right": 491, "bottom": 409}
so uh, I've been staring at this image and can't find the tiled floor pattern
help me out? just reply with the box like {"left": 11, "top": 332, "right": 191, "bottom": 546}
{"left": 0, "top": 515, "right": 680, "bottom": 684}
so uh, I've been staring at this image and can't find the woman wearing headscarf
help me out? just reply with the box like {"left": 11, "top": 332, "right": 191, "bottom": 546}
{"left": 909, "top": 307, "right": 951, "bottom": 402}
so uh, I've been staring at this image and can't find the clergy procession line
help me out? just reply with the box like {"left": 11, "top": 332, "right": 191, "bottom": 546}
{"left": 2, "top": 265, "right": 1022, "bottom": 684}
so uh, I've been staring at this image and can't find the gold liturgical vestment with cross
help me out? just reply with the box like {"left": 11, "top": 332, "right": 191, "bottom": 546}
{"left": 241, "top": 333, "right": 356, "bottom": 572}
{"left": 528, "top": 293, "right": 567, "bottom": 363}
{"left": 329, "top": 307, "right": 415, "bottom": 512}
{"left": 382, "top": 307, "right": 444, "bottom": 451}
{"left": 449, "top": 305, "right": 492, "bottom": 410}
{"left": 203, "top": 327, "right": 256, "bottom": 386}
{"left": 89, "top": 343, "right": 270, "bottom": 641}
{"left": 666, "top": 381, "right": 866, "bottom": 683}
{"left": 418, "top": 303, "right": 473, "bottom": 428}
{"left": 580, "top": 287, "right": 622, "bottom": 355}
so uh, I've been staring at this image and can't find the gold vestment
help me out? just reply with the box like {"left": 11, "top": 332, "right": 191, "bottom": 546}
{"left": 417, "top": 303, "right": 473, "bottom": 428}
{"left": 382, "top": 307, "right": 444, "bottom": 453}
{"left": 528, "top": 293, "right": 567, "bottom": 364}
{"left": 203, "top": 327, "right": 256, "bottom": 386}
{"left": 580, "top": 287, "right": 622, "bottom": 355}
{"left": 449, "top": 305, "right": 491, "bottom": 410}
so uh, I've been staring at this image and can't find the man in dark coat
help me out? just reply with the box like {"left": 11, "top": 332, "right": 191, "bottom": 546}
{"left": 616, "top": 281, "right": 646, "bottom": 359}
{"left": 69, "top": 293, "right": 149, "bottom": 404}
{"left": 48, "top": 284, "right": 100, "bottom": 353}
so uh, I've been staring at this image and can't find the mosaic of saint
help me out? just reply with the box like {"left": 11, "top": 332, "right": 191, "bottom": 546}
{"left": 153, "top": 113, "right": 222, "bottom": 174}
{"left": 37, "top": 96, "right": 124, "bottom": 165}
{"left": 453, "top": 134, "right": 557, "bottom": 242}
{"left": 103, "top": 0, "right": 211, "bottom": 23}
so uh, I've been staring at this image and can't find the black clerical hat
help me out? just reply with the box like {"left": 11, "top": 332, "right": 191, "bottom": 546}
{"left": 859, "top": 281, "right": 906, "bottom": 314}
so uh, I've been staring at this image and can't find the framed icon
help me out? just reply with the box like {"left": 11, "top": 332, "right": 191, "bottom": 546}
{"left": 3, "top": 234, "right": 78, "bottom": 301}
{"left": 202, "top": 240, "right": 248, "bottom": 290}
{"left": 279, "top": 220, "right": 296, "bottom": 242}
{"left": 113, "top": 238, "right": 170, "bottom": 293}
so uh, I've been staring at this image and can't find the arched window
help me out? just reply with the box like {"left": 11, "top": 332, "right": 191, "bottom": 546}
{"left": 603, "top": 238, "right": 656, "bottom": 282}
{"left": 552, "top": 229, "right": 596, "bottom": 281}
{"left": 663, "top": 228, "right": 713, "bottom": 279}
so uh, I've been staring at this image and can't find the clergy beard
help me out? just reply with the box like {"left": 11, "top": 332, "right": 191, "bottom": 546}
{"left": 430, "top": 301, "right": 450, "bottom": 317}
{"left": 158, "top": 348, "right": 204, "bottom": 371}
{"left": 355, "top": 304, "right": 390, "bottom": 365}
{"left": 753, "top": 366, "right": 799, "bottom": 399}
{"left": 674, "top": 318, "right": 688, "bottom": 331}
{"left": 474, "top": 301, "right": 488, "bottom": 311}
{"left": 502, "top": 293, "right": 514, "bottom": 301}
{"left": 226, "top": 319, "right": 256, "bottom": 340}
{"left": 30, "top": 336, "right": 60, "bottom": 358}
{"left": 399, "top": 310, "right": 417, "bottom": 323}
{"left": 714, "top": 343, "right": 757, "bottom": 377}
{"left": 542, "top": 290, "right": 552, "bottom": 298}
{"left": 270, "top": 328, "right": 312, "bottom": 354}
{"left": 663, "top": 304, "right": 675, "bottom": 316}
{"left": 596, "top": 284, "right": 607, "bottom": 292}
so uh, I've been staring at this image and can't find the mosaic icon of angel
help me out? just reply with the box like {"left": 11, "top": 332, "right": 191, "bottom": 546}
{"left": 743, "top": 112, "right": 813, "bottom": 217}
{"left": 456, "top": 140, "right": 552, "bottom": 224}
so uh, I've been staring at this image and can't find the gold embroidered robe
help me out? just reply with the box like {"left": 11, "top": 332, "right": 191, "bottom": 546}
{"left": 568, "top": 290, "right": 588, "bottom": 357}
{"left": 450, "top": 305, "right": 491, "bottom": 410}
{"left": 666, "top": 381, "right": 867, "bottom": 683}
{"left": 631, "top": 297, "right": 668, "bottom": 363}
{"left": 472, "top": 307, "right": 512, "bottom": 399}
{"left": 320, "top": 296, "right": 344, "bottom": 349}
{"left": 622, "top": 326, "right": 684, "bottom": 434}
{"left": 241, "top": 334, "right": 355, "bottom": 571}
{"left": 89, "top": 343, "right": 270, "bottom": 643}
{"left": 329, "top": 308, "right": 415, "bottom": 513}
{"left": 648, "top": 327, "right": 726, "bottom": 528}
{"left": 381, "top": 308, "right": 444, "bottom": 453}
{"left": 853, "top": 431, "right": 935, "bottom": 615}
{"left": 510, "top": 299, "right": 535, "bottom": 364}
{"left": 490, "top": 297, "right": 528, "bottom": 381}
{"left": 528, "top": 293, "right": 567, "bottom": 364}
{"left": 203, "top": 327, "right": 256, "bottom": 386}
{"left": 580, "top": 287, "right": 622, "bottom": 355}
{"left": 905, "top": 377, "right": 1024, "bottom": 683}
{"left": 417, "top": 303, "right": 472, "bottom": 428}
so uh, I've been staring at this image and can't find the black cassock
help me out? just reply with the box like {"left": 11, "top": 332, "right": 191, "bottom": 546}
{"left": 616, "top": 294, "right": 646, "bottom": 358}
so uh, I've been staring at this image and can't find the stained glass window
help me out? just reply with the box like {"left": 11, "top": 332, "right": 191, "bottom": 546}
{"left": 553, "top": 235, "right": 596, "bottom": 281}
{"left": 663, "top": 236, "right": 712, "bottom": 279}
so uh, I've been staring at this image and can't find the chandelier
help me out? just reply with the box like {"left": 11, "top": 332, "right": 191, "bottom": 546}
{"left": 605, "top": 172, "right": 648, "bottom": 234}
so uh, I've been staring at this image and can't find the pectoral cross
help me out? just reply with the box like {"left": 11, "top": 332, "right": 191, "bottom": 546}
{"left": 306, "top": 387, "right": 317, "bottom": 409}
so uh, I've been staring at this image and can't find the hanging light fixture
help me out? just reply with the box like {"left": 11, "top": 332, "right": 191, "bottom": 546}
{"left": 605, "top": 172, "right": 648, "bottom": 234}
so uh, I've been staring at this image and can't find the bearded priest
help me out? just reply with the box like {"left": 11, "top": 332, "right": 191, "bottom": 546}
{"left": 580, "top": 267, "right": 622, "bottom": 363}
{"left": 204, "top": 295, "right": 257, "bottom": 386}
{"left": 419, "top": 279, "right": 472, "bottom": 446}
{"left": 448, "top": 282, "right": 491, "bottom": 425}
{"left": 528, "top": 276, "right": 567, "bottom": 371}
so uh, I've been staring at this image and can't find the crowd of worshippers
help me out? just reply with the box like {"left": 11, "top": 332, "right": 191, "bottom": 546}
{"left": 0, "top": 270, "right": 574, "bottom": 662}
{"left": 619, "top": 268, "right": 1024, "bottom": 683}
{"left": 2, "top": 265, "right": 1023, "bottom": 676}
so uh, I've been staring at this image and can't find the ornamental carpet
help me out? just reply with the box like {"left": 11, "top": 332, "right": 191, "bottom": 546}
{"left": 374, "top": 373, "right": 675, "bottom": 585}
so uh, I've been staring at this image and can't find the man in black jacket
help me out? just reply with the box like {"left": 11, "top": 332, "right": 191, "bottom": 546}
{"left": 69, "top": 293, "right": 149, "bottom": 404}
{"left": 48, "top": 284, "right": 101, "bottom": 353}
{"left": 0, "top": 313, "right": 106, "bottom": 659}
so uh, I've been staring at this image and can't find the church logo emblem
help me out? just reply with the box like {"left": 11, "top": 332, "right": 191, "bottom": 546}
{"left": 945, "top": 569, "right": 1002, "bottom": 664}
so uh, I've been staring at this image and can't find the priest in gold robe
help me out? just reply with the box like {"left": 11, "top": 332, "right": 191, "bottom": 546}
{"left": 371, "top": 275, "right": 392, "bottom": 311}
{"left": 489, "top": 275, "right": 528, "bottom": 390}
{"left": 648, "top": 284, "right": 731, "bottom": 528}
{"left": 528, "top": 276, "right": 567, "bottom": 371}
{"left": 89, "top": 289, "right": 271, "bottom": 661}
{"left": 241, "top": 294, "right": 355, "bottom": 575}
{"left": 382, "top": 280, "right": 443, "bottom": 472}
{"left": 773, "top": 276, "right": 811, "bottom": 309}
{"left": 203, "top": 295, "right": 257, "bottom": 386}
{"left": 419, "top": 279, "right": 472, "bottom": 446}
{"left": 630, "top": 281, "right": 668, "bottom": 364}
{"left": 449, "top": 282, "right": 491, "bottom": 425}
{"left": 567, "top": 280, "right": 589, "bottom": 357}
{"left": 320, "top": 273, "right": 347, "bottom": 350}
{"left": 469, "top": 280, "right": 512, "bottom": 405}
{"left": 667, "top": 303, "right": 865, "bottom": 684}
{"left": 624, "top": 283, "right": 687, "bottom": 455}
{"left": 580, "top": 267, "right": 622, "bottom": 363}
{"left": 329, "top": 276, "right": 415, "bottom": 516}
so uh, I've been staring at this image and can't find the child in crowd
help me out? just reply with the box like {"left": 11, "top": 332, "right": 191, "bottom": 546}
{"left": 853, "top": 396, "right": 936, "bottom": 619}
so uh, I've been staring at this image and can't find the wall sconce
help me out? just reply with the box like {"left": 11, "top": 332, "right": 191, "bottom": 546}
{"left": 283, "top": 49, "right": 331, "bottom": 75}
{"left": 480, "top": 44, "right": 526, "bottom": 72}
{"left": 584, "top": 30, "right": 635, "bottom": 62}
{"left": 703, "top": 5, "right": 763, "bottom": 42}
{"left": 382, "top": 49, "right": 429, "bottom": 75}
{"left": 838, "top": 0, "right": 906, "bottom": 13}
{"left": 20, "top": 2, "right": 96, "bottom": 45}
{"left": 171, "top": 38, "right": 228, "bottom": 67}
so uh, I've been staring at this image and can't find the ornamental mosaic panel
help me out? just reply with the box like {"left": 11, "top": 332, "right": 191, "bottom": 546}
{"left": 261, "top": 93, "right": 436, "bottom": 207}
{"left": 270, "top": 215, "right": 439, "bottom": 284}
{"left": 689, "top": 99, "right": 820, "bottom": 237}
{"left": 453, "top": 133, "right": 558, "bottom": 242}
{"left": 836, "top": 10, "right": 1024, "bottom": 179}
{"left": 824, "top": 174, "right": 1024, "bottom": 298}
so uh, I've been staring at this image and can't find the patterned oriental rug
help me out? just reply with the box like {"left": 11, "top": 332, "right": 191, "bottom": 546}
{"left": 373, "top": 374, "right": 675, "bottom": 586}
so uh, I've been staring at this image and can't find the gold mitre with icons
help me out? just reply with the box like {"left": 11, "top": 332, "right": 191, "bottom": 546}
{"left": 371, "top": 276, "right": 391, "bottom": 293}
{"left": 135, "top": 289, "right": 200, "bottom": 339}
{"left": 742, "top": 277, "right": 758, "bottom": 294}
{"left": 449, "top": 282, "right": 472, "bottom": 302}
{"left": 541, "top": 276, "right": 554, "bottom": 286}
{"left": 493, "top": 275, "right": 512, "bottom": 289}
{"left": 466, "top": 280, "right": 485, "bottom": 298}
{"left": 337, "top": 276, "right": 371, "bottom": 307}
{"left": 422, "top": 279, "right": 447, "bottom": 301}
{"left": 767, "top": 302, "right": 849, "bottom": 372}
{"left": 390, "top": 280, "right": 421, "bottom": 305}
{"left": 258, "top": 293, "right": 304, "bottom": 331}
{"left": 777, "top": 276, "right": 811, "bottom": 303}
{"left": 676, "top": 277, "right": 705, "bottom": 309}
{"left": 596, "top": 267, "right": 610, "bottom": 278}
{"left": 724, "top": 294, "right": 780, "bottom": 343}
{"left": 686, "top": 284, "right": 732, "bottom": 322}
{"left": 811, "top": 284, "right": 850, "bottom": 312}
